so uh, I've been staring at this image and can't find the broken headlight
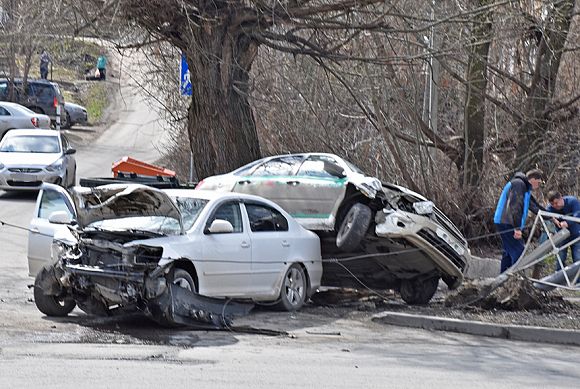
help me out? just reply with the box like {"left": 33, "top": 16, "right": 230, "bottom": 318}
{"left": 412, "top": 201, "right": 434, "bottom": 215}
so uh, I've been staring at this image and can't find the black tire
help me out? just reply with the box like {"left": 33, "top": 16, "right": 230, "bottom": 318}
{"left": 62, "top": 112, "right": 72, "bottom": 129}
{"left": 33, "top": 267, "right": 75, "bottom": 317}
{"left": 399, "top": 276, "right": 439, "bottom": 305}
{"left": 276, "top": 264, "right": 307, "bottom": 311}
{"left": 336, "top": 203, "right": 372, "bottom": 252}
{"left": 67, "top": 168, "right": 76, "bottom": 188}
{"left": 169, "top": 268, "right": 197, "bottom": 292}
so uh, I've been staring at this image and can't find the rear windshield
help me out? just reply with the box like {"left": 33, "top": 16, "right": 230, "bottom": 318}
{"left": 0, "top": 135, "right": 60, "bottom": 153}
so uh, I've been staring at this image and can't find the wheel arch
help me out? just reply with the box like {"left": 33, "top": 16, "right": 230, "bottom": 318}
{"left": 335, "top": 183, "right": 370, "bottom": 230}
{"left": 170, "top": 259, "right": 199, "bottom": 290}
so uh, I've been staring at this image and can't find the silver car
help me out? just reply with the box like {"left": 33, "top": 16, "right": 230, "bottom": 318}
{"left": 0, "top": 129, "right": 76, "bottom": 190}
{"left": 198, "top": 153, "right": 470, "bottom": 304}
{"left": 0, "top": 102, "right": 51, "bottom": 139}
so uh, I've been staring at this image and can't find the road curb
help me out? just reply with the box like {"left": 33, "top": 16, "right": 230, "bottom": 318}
{"left": 373, "top": 312, "right": 580, "bottom": 347}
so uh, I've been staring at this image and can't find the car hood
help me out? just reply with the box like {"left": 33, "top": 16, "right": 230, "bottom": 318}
{"left": 0, "top": 152, "right": 61, "bottom": 166}
{"left": 69, "top": 184, "right": 183, "bottom": 231}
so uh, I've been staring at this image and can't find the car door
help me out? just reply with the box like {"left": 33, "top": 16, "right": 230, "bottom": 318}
{"left": 27, "top": 184, "right": 75, "bottom": 276}
{"left": 289, "top": 155, "right": 348, "bottom": 225}
{"left": 60, "top": 134, "right": 75, "bottom": 185}
{"left": 244, "top": 202, "right": 290, "bottom": 295}
{"left": 0, "top": 106, "right": 10, "bottom": 137}
{"left": 199, "top": 201, "right": 253, "bottom": 296}
{"left": 232, "top": 155, "right": 304, "bottom": 214}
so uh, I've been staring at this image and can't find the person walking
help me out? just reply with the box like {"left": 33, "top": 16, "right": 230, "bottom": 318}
{"left": 96, "top": 53, "right": 107, "bottom": 81}
{"left": 546, "top": 191, "right": 580, "bottom": 269}
{"left": 39, "top": 49, "right": 51, "bottom": 80}
{"left": 493, "top": 169, "right": 545, "bottom": 273}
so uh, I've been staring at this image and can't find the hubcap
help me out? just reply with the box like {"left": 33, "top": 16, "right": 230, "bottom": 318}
{"left": 284, "top": 268, "right": 305, "bottom": 306}
{"left": 174, "top": 277, "right": 192, "bottom": 291}
{"left": 338, "top": 209, "right": 355, "bottom": 239}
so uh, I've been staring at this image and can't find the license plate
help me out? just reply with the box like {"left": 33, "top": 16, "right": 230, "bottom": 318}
{"left": 436, "top": 227, "right": 465, "bottom": 256}
{"left": 10, "top": 173, "right": 37, "bottom": 182}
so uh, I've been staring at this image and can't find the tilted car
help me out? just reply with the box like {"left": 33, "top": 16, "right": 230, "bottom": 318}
{"left": 0, "top": 102, "right": 51, "bottom": 139}
{"left": 197, "top": 153, "right": 470, "bottom": 304}
{"left": 30, "top": 183, "right": 322, "bottom": 326}
{"left": 0, "top": 129, "right": 76, "bottom": 191}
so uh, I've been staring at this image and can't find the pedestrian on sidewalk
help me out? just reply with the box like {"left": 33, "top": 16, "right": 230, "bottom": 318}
{"left": 96, "top": 52, "right": 107, "bottom": 81}
{"left": 39, "top": 49, "right": 51, "bottom": 80}
{"left": 493, "top": 169, "right": 545, "bottom": 273}
{"left": 546, "top": 191, "right": 580, "bottom": 269}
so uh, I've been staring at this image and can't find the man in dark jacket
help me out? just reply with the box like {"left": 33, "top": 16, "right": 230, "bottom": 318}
{"left": 494, "top": 169, "right": 544, "bottom": 273}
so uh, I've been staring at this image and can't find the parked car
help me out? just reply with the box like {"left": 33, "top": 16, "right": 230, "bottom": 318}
{"left": 0, "top": 129, "right": 76, "bottom": 191}
{"left": 29, "top": 184, "right": 322, "bottom": 325}
{"left": 0, "top": 78, "right": 65, "bottom": 124}
{"left": 197, "top": 153, "right": 470, "bottom": 304}
{"left": 0, "top": 102, "right": 51, "bottom": 139}
{"left": 63, "top": 102, "right": 88, "bottom": 129}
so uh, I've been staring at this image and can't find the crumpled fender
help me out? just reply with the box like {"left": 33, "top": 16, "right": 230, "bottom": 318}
{"left": 346, "top": 173, "right": 383, "bottom": 199}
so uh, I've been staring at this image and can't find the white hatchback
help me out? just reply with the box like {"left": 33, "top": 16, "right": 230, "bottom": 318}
{"left": 29, "top": 184, "right": 322, "bottom": 324}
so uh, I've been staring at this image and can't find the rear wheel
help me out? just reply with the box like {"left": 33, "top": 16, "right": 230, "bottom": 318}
{"left": 336, "top": 203, "right": 372, "bottom": 252}
{"left": 61, "top": 112, "right": 72, "bottom": 129}
{"left": 276, "top": 264, "right": 307, "bottom": 311}
{"left": 399, "top": 276, "right": 439, "bottom": 305}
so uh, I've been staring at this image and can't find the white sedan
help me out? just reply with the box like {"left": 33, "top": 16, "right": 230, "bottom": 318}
{"left": 29, "top": 184, "right": 322, "bottom": 324}
{"left": 0, "top": 129, "right": 76, "bottom": 191}
{"left": 0, "top": 102, "right": 51, "bottom": 139}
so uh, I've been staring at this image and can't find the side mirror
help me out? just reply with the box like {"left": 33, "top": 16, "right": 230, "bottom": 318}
{"left": 207, "top": 219, "right": 234, "bottom": 234}
{"left": 48, "top": 210, "right": 74, "bottom": 225}
{"left": 65, "top": 148, "right": 76, "bottom": 155}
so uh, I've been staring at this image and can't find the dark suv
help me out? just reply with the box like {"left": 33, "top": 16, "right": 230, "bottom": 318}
{"left": 0, "top": 78, "right": 65, "bottom": 124}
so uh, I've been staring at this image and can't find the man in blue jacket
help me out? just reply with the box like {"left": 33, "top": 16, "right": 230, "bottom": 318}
{"left": 494, "top": 169, "right": 544, "bottom": 273}
{"left": 546, "top": 191, "right": 580, "bottom": 269}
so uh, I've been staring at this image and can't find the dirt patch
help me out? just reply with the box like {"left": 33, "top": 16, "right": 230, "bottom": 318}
{"left": 310, "top": 285, "right": 580, "bottom": 330}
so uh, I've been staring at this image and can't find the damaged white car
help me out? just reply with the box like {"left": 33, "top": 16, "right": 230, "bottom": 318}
{"left": 29, "top": 183, "right": 322, "bottom": 327}
{"left": 197, "top": 153, "right": 470, "bottom": 304}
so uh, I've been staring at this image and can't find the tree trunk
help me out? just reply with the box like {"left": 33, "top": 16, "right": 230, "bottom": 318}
{"left": 515, "top": 0, "right": 575, "bottom": 171}
{"left": 186, "top": 21, "right": 261, "bottom": 179}
{"left": 462, "top": 1, "right": 492, "bottom": 190}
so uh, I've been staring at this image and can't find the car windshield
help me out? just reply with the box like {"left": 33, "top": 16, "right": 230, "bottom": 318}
{"left": 344, "top": 160, "right": 364, "bottom": 174}
{"left": 0, "top": 135, "right": 60, "bottom": 153}
{"left": 172, "top": 197, "right": 208, "bottom": 230}
{"left": 85, "top": 197, "right": 208, "bottom": 235}
{"left": 13, "top": 105, "right": 35, "bottom": 115}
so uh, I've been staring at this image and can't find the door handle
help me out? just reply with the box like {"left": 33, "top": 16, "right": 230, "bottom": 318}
{"left": 30, "top": 227, "right": 39, "bottom": 233}
{"left": 241, "top": 241, "right": 250, "bottom": 248}
{"left": 238, "top": 180, "right": 251, "bottom": 185}
{"left": 286, "top": 181, "right": 300, "bottom": 186}
{"left": 282, "top": 240, "right": 290, "bottom": 247}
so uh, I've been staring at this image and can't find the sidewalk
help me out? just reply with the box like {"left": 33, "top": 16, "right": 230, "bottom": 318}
{"left": 373, "top": 311, "right": 580, "bottom": 347}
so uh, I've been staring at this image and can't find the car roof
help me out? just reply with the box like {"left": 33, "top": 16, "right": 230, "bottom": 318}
{"left": 0, "top": 78, "right": 55, "bottom": 85}
{"left": 3, "top": 129, "right": 60, "bottom": 137}
{"left": 164, "top": 189, "right": 287, "bottom": 208}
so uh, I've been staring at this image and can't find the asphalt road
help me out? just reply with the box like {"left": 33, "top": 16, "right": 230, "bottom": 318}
{"left": 1, "top": 51, "right": 579, "bottom": 388}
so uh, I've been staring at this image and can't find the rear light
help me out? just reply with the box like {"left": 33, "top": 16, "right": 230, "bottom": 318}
{"left": 196, "top": 179, "right": 204, "bottom": 189}
{"left": 53, "top": 97, "right": 58, "bottom": 108}
{"left": 31, "top": 117, "right": 39, "bottom": 127}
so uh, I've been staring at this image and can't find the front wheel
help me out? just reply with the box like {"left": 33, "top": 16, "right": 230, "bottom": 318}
{"left": 33, "top": 266, "right": 75, "bottom": 316}
{"left": 336, "top": 203, "right": 372, "bottom": 252}
{"left": 399, "top": 276, "right": 439, "bottom": 305}
{"left": 276, "top": 264, "right": 307, "bottom": 311}
{"left": 169, "top": 268, "right": 197, "bottom": 292}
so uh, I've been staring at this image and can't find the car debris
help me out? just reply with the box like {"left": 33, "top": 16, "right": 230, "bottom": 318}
{"left": 198, "top": 153, "right": 470, "bottom": 305}
{"left": 32, "top": 183, "right": 322, "bottom": 327}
